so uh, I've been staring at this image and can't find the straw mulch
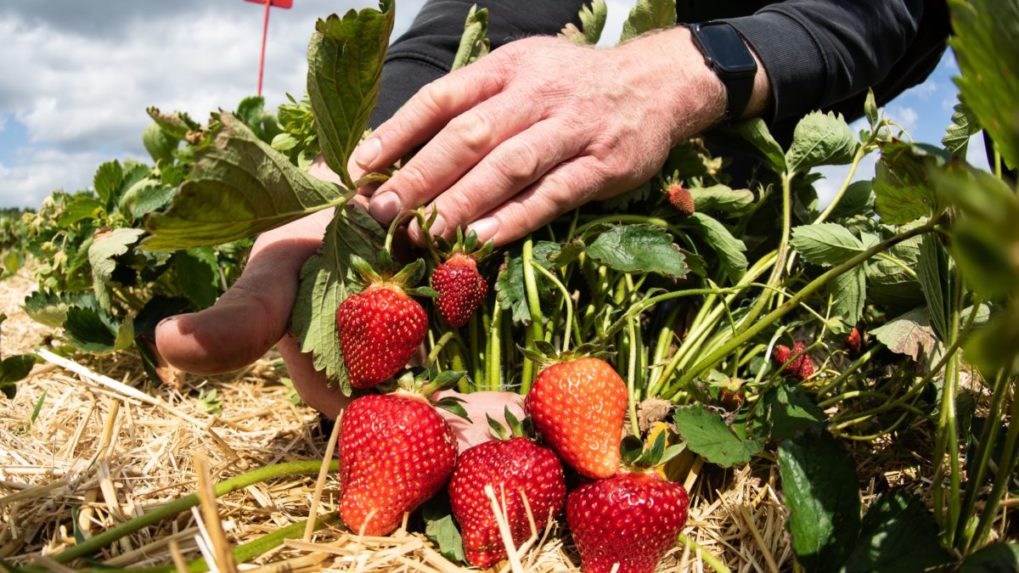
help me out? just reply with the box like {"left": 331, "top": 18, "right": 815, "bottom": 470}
{"left": 1, "top": 268, "right": 792, "bottom": 573}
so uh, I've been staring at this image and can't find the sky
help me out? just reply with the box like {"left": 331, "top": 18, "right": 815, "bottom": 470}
{"left": 0, "top": 1, "right": 984, "bottom": 209}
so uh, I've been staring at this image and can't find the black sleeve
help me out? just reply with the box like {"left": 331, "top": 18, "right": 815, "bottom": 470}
{"left": 722, "top": 0, "right": 926, "bottom": 124}
{"left": 370, "top": 0, "right": 585, "bottom": 127}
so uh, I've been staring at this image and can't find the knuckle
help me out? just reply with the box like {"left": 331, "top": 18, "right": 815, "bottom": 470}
{"left": 449, "top": 111, "right": 493, "bottom": 153}
{"left": 493, "top": 139, "right": 543, "bottom": 186}
{"left": 419, "top": 80, "right": 454, "bottom": 116}
{"left": 393, "top": 162, "right": 431, "bottom": 197}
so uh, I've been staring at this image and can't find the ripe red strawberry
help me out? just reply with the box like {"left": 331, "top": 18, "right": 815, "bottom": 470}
{"left": 567, "top": 471, "right": 689, "bottom": 573}
{"left": 338, "top": 392, "right": 457, "bottom": 536}
{"left": 666, "top": 183, "right": 695, "bottom": 216}
{"left": 773, "top": 341, "right": 814, "bottom": 381}
{"left": 449, "top": 437, "right": 566, "bottom": 568}
{"left": 336, "top": 284, "right": 427, "bottom": 388}
{"left": 847, "top": 327, "right": 863, "bottom": 354}
{"left": 432, "top": 253, "right": 487, "bottom": 327}
{"left": 526, "top": 357, "right": 627, "bottom": 479}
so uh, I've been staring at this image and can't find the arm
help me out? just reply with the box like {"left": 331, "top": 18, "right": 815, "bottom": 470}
{"left": 721, "top": 0, "right": 933, "bottom": 122}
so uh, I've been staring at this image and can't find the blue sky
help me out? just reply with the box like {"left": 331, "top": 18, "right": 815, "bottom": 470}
{"left": 0, "top": 2, "right": 981, "bottom": 209}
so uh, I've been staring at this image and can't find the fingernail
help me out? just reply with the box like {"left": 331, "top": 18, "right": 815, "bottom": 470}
{"left": 369, "top": 192, "right": 403, "bottom": 223}
{"left": 157, "top": 317, "right": 177, "bottom": 329}
{"left": 468, "top": 217, "right": 499, "bottom": 242}
{"left": 429, "top": 214, "right": 447, "bottom": 237}
{"left": 353, "top": 137, "right": 381, "bottom": 168}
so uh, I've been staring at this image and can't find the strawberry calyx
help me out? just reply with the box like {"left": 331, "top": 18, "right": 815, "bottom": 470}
{"left": 393, "top": 369, "right": 472, "bottom": 420}
{"left": 519, "top": 339, "right": 611, "bottom": 371}
{"left": 619, "top": 431, "right": 685, "bottom": 474}
{"left": 349, "top": 254, "right": 437, "bottom": 299}
{"left": 485, "top": 406, "right": 535, "bottom": 441}
{"left": 435, "top": 226, "right": 494, "bottom": 263}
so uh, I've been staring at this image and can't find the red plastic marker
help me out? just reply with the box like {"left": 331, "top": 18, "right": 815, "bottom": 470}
{"left": 244, "top": 0, "right": 294, "bottom": 96}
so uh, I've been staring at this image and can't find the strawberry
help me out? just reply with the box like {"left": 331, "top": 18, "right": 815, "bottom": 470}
{"left": 337, "top": 285, "right": 427, "bottom": 387}
{"left": 847, "top": 326, "right": 863, "bottom": 354}
{"left": 432, "top": 253, "right": 487, "bottom": 327}
{"left": 773, "top": 341, "right": 814, "bottom": 381}
{"left": 338, "top": 392, "right": 457, "bottom": 536}
{"left": 666, "top": 183, "right": 695, "bottom": 216}
{"left": 449, "top": 435, "right": 566, "bottom": 568}
{"left": 567, "top": 471, "right": 689, "bottom": 573}
{"left": 526, "top": 357, "right": 627, "bottom": 479}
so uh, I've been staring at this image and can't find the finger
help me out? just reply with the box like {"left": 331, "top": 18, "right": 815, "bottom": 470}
{"left": 407, "top": 119, "right": 583, "bottom": 245}
{"left": 351, "top": 63, "right": 509, "bottom": 173}
{"left": 277, "top": 334, "right": 350, "bottom": 419}
{"left": 435, "top": 391, "right": 525, "bottom": 453}
{"left": 466, "top": 156, "right": 606, "bottom": 247}
{"left": 368, "top": 90, "right": 541, "bottom": 226}
{"left": 155, "top": 208, "right": 334, "bottom": 374}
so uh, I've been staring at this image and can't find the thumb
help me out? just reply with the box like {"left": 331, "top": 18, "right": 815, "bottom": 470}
{"left": 155, "top": 207, "right": 334, "bottom": 375}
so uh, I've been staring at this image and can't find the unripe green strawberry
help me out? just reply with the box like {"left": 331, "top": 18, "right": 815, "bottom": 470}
{"left": 449, "top": 437, "right": 566, "bottom": 568}
{"left": 338, "top": 393, "right": 457, "bottom": 536}
{"left": 432, "top": 253, "right": 487, "bottom": 327}
{"left": 525, "top": 357, "right": 627, "bottom": 479}
{"left": 666, "top": 183, "right": 695, "bottom": 216}
{"left": 336, "top": 284, "right": 428, "bottom": 388}
{"left": 567, "top": 472, "right": 689, "bottom": 573}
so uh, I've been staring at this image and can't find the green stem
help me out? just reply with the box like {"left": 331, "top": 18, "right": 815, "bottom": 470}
{"left": 971, "top": 381, "right": 1019, "bottom": 549}
{"left": 813, "top": 141, "right": 870, "bottom": 225}
{"left": 572, "top": 214, "right": 672, "bottom": 239}
{"left": 669, "top": 218, "right": 938, "bottom": 396}
{"left": 530, "top": 260, "right": 574, "bottom": 352}
{"left": 521, "top": 239, "right": 544, "bottom": 393}
{"left": 469, "top": 313, "right": 482, "bottom": 390}
{"left": 53, "top": 460, "right": 337, "bottom": 564}
{"left": 626, "top": 317, "right": 640, "bottom": 436}
{"left": 957, "top": 370, "right": 1010, "bottom": 549}
{"left": 487, "top": 299, "right": 502, "bottom": 392}
{"left": 677, "top": 534, "right": 731, "bottom": 573}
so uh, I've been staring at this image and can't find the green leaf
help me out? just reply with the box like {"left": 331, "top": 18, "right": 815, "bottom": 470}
{"left": 964, "top": 306, "right": 1019, "bottom": 376}
{"left": 949, "top": 0, "right": 1019, "bottom": 168}
{"left": 872, "top": 141, "right": 944, "bottom": 226}
{"left": 94, "top": 160, "right": 123, "bottom": 209}
{"left": 291, "top": 205, "right": 386, "bottom": 390}
{"left": 841, "top": 491, "right": 952, "bottom": 573}
{"left": 64, "top": 306, "right": 118, "bottom": 353}
{"left": 778, "top": 431, "right": 861, "bottom": 572}
{"left": 174, "top": 248, "right": 220, "bottom": 309}
{"left": 790, "top": 223, "right": 865, "bottom": 266}
{"left": 761, "top": 385, "right": 825, "bottom": 443}
{"left": 917, "top": 234, "right": 953, "bottom": 342}
{"left": 620, "top": 0, "right": 675, "bottom": 42}
{"left": 960, "top": 542, "right": 1019, "bottom": 573}
{"left": 57, "top": 195, "right": 104, "bottom": 227}
{"left": 89, "top": 228, "right": 145, "bottom": 312}
{"left": 23, "top": 290, "right": 93, "bottom": 329}
{"left": 871, "top": 307, "right": 937, "bottom": 362}
{"left": 142, "top": 122, "right": 180, "bottom": 163}
{"left": 143, "top": 113, "right": 350, "bottom": 250}
{"left": 689, "top": 184, "right": 755, "bottom": 217}
{"left": 451, "top": 5, "right": 490, "bottom": 71}
{"left": 684, "top": 213, "right": 747, "bottom": 281}
{"left": 422, "top": 497, "right": 466, "bottom": 563}
{"left": 942, "top": 98, "right": 979, "bottom": 156}
{"left": 673, "top": 404, "right": 763, "bottom": 468}
{"left": 29, "top": 389, "right": 47, "bottom": 424}
{"left": 864, "top": 89, "right": 879, "bottom": 129}
{"left": 146, "top": 107, "right": 200, "bottom": 140}
{"left": 828, "top": 180, "right": 874, "bottom": 220}
{"left": 866, "top": 233, "right": 924, "bottom": 309}
{"left": 564, "top": 0, "right": 607, "bottom": 45}
{"left": 119, "top": 179, "right": 176, "bottom": 220}
{"left": 831, "top": 266, "right": 866, "bottom": 332}
{"left": 1, "top": 355, "right": 36, "bottom": 399}
{"left": 587, "top": 224, "right": 687, "bottom": 278}
{"left": 785, "top": 111, "right": 858, "bottom": 174}
{"left": 307, "top": 1, "right": 395, "bottom": 187}
{"left": 712, "top": 118, "right": 787, "bottom": 174}
{"left": 495, "top": 241, "right": 559, "bottom": 324}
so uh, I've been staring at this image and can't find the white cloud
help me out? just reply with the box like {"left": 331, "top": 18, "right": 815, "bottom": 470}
{"left": 886, "top": 105, "right": 919, "bottom": 133}
{"left": 0, "top": 1, "right": 425, "bottom": 208}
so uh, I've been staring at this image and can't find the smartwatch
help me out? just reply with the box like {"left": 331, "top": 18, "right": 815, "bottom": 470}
{"left": 687, "top": 22, "right": 758, "bottom": 120}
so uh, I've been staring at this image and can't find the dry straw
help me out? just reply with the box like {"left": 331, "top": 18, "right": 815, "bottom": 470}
{"left": 1, "top": 267, "right": 793, "bottom": 572}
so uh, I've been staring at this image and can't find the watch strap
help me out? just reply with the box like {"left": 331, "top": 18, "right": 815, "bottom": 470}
{"left": 687, "top": 22, "right": 757, "bottom": 120}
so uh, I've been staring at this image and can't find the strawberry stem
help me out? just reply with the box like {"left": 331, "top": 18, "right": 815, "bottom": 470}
{"left": 529, "top": 260, "right": 573, "bottom": 352}
{"left": 520, "top": 238, "right": 545, "bottom": 393}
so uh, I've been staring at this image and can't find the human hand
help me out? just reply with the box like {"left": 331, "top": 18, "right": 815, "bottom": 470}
{"left": 354, "top": 28, "right": 730, "bottom": 247}
{"left": 435, "top": 390, "right": 524, "bottom": 452}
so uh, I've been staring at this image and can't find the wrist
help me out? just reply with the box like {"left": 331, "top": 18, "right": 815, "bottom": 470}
{"left": 612, "top": 27, "right": 727, "bottom": 144}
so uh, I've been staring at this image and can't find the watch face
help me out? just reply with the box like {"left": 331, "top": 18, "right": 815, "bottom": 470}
{"left": 698, "top": 24, "right": 757, "bottom": 76}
